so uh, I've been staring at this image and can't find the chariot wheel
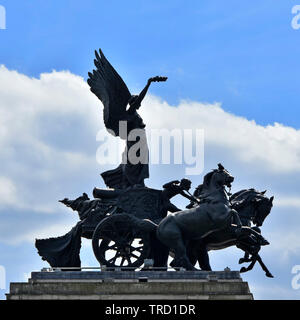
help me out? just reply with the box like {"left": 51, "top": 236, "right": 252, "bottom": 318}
{"left": 92, "top": 214, "right": 150, "bottom": 269}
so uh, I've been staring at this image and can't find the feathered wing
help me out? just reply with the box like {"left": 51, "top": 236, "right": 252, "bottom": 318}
{"left": 87, "top": 49, "right": 131, "bottom": 136}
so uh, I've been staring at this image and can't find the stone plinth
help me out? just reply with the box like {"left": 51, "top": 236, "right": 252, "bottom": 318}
{"left": 6, "top": 270, "right": 253, "bottom": 300}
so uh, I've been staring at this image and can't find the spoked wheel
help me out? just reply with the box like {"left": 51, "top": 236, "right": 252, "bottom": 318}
{"left": 92, "top": 214, "right": 150, "bottom": 269}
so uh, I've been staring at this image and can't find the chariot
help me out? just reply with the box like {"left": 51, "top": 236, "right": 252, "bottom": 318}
{"left": 80, "top": 187, "right": 164, "bottom": 269}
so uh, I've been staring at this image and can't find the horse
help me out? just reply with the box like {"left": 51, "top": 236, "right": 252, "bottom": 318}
{"left": 156, "top": 164, "right": 241, "bottom": 270}
{"left": 186, "top": 189, "right": 274, "bottom": 277}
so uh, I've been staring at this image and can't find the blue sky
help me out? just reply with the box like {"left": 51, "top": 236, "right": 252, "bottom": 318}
{"left": 1, "top": 0, "right": 300, "bottom": 126}
{"left": 1, "top": 0, "right": 300, "bottom": 300}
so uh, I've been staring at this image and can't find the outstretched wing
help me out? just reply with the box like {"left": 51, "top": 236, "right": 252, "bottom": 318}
{"left": 87, "top": 49, "right": 131, "bottom": 136}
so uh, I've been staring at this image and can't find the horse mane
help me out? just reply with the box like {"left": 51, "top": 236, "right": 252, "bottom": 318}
{"left": 202, "top": 170, "right": 215, "bottom": 189}
{"left": 231, "top": 189, "right": 265, "bottom": 210}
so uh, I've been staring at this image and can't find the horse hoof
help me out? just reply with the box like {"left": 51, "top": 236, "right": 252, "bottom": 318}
{"left": 266, "top": 272, "right": 274, "bottom": 278}
{"left": 170, "top": 259, "right": 181, "bottom": 271}
{"left": 240, "top": 267, "right": 247, "bottom": 273}
{"left": 239, "top": 258, "right": 245, "bottom": 264}
{"left": 170, "top": 259, "right": 176, "bottom": 268}
{"left": 170, "top": 257, "right": 197, "bottom": 271}
{"left": 187, "top": 265, "right": 198, "bottom": 271}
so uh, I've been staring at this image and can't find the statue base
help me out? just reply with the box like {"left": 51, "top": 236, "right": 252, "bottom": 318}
{"left": 6, "top": 270, "right": 253, "bottom": 300}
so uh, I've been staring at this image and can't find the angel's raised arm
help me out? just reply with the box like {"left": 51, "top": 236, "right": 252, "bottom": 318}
{"left": 128, "top": 76, "right": 167, "bottom": 113}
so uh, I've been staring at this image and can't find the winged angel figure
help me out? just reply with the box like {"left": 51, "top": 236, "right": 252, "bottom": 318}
{"left": 88, "top": 49, "right": 167, "bottom": 189}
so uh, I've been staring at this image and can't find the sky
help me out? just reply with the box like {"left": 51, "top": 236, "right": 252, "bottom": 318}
{"left": 0, "top": 0, "right": 300, "bottom": 300}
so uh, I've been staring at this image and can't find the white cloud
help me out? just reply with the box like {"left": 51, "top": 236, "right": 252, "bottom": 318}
{"left": 275, "top": 196, "right": 300, "bottom": 209}
{"left": 0, "top": 66, "right": 102, "bottom": 213}
{"left": 141, "top": 96, "right": 300, "bottom": 174}
{"left": 20, "top": 222, "right": 75, "bottom": 245}
{"left": 0, "top": 176, "right": 17, "bottom": 207}
{"left": 264, "top": 230, "right": 300, "bottom": 263}
{"left": 0, "top": 218, "right": 77, "bottom": 246}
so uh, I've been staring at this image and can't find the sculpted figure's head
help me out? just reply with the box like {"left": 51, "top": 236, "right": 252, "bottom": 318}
{"left": 180, "top": 178, "right": 192, "bottom": 191}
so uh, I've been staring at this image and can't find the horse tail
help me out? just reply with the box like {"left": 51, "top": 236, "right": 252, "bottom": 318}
{"left": 128, "top": 215, "right": 158, "bottom": 233}
{"left": 141, "top": 219, "right": 158, "bottom": 233}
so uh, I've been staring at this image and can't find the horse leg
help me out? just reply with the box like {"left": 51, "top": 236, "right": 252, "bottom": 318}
{"left": 197, "top": 241, "right": 212, "bottom": 271}
{"left": 157, "top": 217, "right": 196, "bottom": 271}
{"left": 231, "top": 209, "right": 242, "bottom": 227}
{"left": 234, "top": 226, "right": 270, "bottom": 249}
{"left": 186, "top": 239, "right": 211, "bottom": 270}
{"left": 170, "top": 237, "right": 197, "bottom": 271}
{"left": 240, "top": 256, "right": 257, "bottom": 273}
{"left": 256, "top": 254, "right": 274, "bottom": 278}
{"left": 239, "top": 252, "right": 251, "bottom": 264}
{"left": 149, "top": 234, "right": 169, "bottom": 269}
{"left": 186, "top": 240, "right": 198, "bottom": 266}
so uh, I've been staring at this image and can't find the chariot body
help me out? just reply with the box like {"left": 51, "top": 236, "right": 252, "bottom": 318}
{"left": 85, "top": 187, "right": 166, "bottom": 269}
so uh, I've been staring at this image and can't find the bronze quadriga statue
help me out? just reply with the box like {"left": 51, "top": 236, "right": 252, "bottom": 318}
{"left": 35, "top": 50, "right": 274, "bottom": 277}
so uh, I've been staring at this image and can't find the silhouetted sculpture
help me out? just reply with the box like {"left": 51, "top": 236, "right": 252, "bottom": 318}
{"left": 161, "top": 179, "right": 193, "bottom": 216}
{"left": 35, "top": 49, "right": 274, "bottom": 278}
{"left": 186, "top": 188, "right": 274, "bottom": 276}
{"left": 87, "top": 49, "right": 167, "bottom": 189}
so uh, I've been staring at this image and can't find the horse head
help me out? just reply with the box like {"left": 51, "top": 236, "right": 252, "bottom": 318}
{"left": 203, "top": 163, "right": 234, "bottom": 190}
{"left": 252, "top": 195, "right": 274, "bottom": 227}
{"left": 230, "top": 189, "right": 273, "bottom": 227}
